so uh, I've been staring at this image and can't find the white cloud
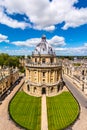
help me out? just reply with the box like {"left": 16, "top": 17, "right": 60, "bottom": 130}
{"left": 4, "top": 48, "right": 32, "bottom": 55}
{"left": 0, "top": 7, "right": 29, "bottom": 29}
{"left": 0, "top": 0, "right": 87, "bottom": 30}
{"left": 5, "top": 44, "right": 87, "bottom": 56}
{"left": 84, "top": 43, "right": 87, "bottom": 47}
{"left": 0, "top": 33, "right": 9, "bottom": 43}
{"left": 62, "top": 8, "right": 87, "bottom": 30}
{"left": 11, "top": 35, "right": 66, "bottom": 47}
{"left": 2, "top": 41, "right": 87, "bottom": 56}
{"left": 34, "top": 25, "right": 56, "bottom": 31}
{"left": 12, "top": 38, "right": 40, "bottom": 47}
{"left": 49, "top": 35, "right": 66, "bottom": 46}
{"left": 43, "top": 26, "right": 55, "bottom": 31}
{"left": 4, "top": 46, "right": 9, "bottom": 49}
{"left": 55, "top": 43, "right": 87, "bottom": 55}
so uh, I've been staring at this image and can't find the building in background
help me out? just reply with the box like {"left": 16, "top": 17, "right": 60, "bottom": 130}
{"left": 63, "top": 59, "right": 87, "bottom": 94}
{"left": 0, "top": 67, "right": 19, "bottom": 96}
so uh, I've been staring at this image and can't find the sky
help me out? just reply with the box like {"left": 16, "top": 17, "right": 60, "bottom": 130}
{"left": 0, "top": 0, "right": 87, "bottom": 56}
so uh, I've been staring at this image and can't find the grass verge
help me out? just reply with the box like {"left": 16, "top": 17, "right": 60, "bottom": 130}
{"left": 47, "top": 91, "right": 79, "bottom": 130}
{"left": 9, "top": 91, "right": 41, "bottom": 130}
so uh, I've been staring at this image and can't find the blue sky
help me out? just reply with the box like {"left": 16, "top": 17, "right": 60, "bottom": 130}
{"left": 0, "top": 0, "right": 87, "bottom": 56}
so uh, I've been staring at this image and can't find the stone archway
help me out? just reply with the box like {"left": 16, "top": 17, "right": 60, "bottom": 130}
{"left": 42, "top": 87, "right": 46, "bottom": 94}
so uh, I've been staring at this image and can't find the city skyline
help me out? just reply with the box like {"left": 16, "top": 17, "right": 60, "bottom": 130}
{"left": 0, "top": 0, "right": 87, "bottom": 56}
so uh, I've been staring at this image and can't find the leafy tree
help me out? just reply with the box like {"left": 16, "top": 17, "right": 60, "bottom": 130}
{"left": 0, "top": 53, "right": 19, "bottom": 67}
{"left": 19, "top": 66, "right": 25, "bottom": 73}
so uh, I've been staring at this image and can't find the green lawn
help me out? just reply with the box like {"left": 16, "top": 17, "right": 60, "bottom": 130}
{"left": 9, "top": 91, "right": 41, "bottom": 130}
{"left": 47, "top": 92, "right": 79, "bottom": 130}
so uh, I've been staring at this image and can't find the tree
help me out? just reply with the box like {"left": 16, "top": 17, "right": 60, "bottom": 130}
{"left": 0, "top": 53, "right": 19, "bottom": 67}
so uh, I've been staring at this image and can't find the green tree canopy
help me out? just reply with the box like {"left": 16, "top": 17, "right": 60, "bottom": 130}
{"left": 0, "top": 53, "right": 19, "bottom": 67}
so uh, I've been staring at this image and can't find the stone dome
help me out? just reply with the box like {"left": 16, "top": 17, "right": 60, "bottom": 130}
{"left": 33, "top": 35, "right": 55, "bottom": 55}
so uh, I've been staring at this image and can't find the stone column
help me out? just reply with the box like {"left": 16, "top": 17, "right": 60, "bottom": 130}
{"left": 48, "top": 71, "right": 49, "bottom": 83}
{"left": 54, "top": 70, "right": 56, "bottom": 82}
{"left": 45, "top": 72, "right": 47, "bottom": 83}
{"left": 49, "top": 71, "right": 51, "bottom": 83}
{"left": 38, "top": 71, "right": 39, "bottom": 83}
{"left": 39, "top": 71, "right": 41, "bottom": 83}
{"left": 57, "top": 70, "right": 59, "bottom": 80}
{"left": 46, "top": 71, "right": 49, "bottom": 83}
{"left": 58, "top": 70, "right": 60, "bottom": 80}
{"left": 53, "top": 71, "right": 55, "bottom": 83}
{"left": 56, "top": 70, "right": 57, "bottom": 82}
{"left": 37, "top": 70, "right": 39, "bottom": 83}
{"left": 31, "top": 71, "right": 33, "bottom": 82}
{"left": 26, "top": 68, "right": 29, "bottom": 81}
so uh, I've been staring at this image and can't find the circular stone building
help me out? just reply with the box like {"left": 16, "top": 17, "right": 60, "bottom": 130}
{"left": 24, "top": 35, "right": 64, "bottom": 96}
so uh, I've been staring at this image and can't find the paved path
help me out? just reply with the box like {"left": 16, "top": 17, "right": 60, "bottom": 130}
{"left": 63, "top": 75, "right": 87, "bottom": 130}
{"left": 41, "top": 94, "right": 48, "bottom": 130}
{"left": 0, "top": 78, "right": 24, "bottom": 130}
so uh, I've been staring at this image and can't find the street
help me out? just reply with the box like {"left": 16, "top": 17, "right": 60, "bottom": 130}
{"left": 63, "top": 75, "right": 87, "bottom": 107}
{"left": 63, "top": 75, "right": 87, "bottom": 130}
{"left": 0, "top": 77, "right": 24, "bottom": 130}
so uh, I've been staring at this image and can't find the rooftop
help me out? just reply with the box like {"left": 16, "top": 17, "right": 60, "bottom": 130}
{"left": 33, "top": 35, "right": 55, "bottom": 56}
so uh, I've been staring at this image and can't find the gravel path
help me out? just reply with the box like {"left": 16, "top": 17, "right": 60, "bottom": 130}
{"left": 0, "top": 78, "right": 24, "bottom": 130}
{"left": 41, "top": 94, "right": 48, "bottom": 130}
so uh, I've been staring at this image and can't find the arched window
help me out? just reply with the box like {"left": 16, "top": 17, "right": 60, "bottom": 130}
{"left": 51, "top": 87, "right": 53, "bottom": 92}
{"left": 82, "top": 70, "right": 84, "bottom": 75}
{"left": 27, "top": 85, "right": 30, "bottom": 91}
{"left": 51, "top": 71, "right": 53, "bottom": 76}
{"left": 42, "top": 58, "right": 45, "bottom": 63}
{"left": 57, "top": 84, "right": 60, "bottom": 92}
{"left": 34, "top": 87, "right": 36, "bottom": 92}
{"left": 50, "top": 58, "right": 54, "bottom": 64}
{"left": 35, "top": 58, "right": 37, "bottom": 62}
{"left": 6, "top": 81, "right": 8, "bottom": 87}
{"left": 43, "top": 72, "right": 45, "bottom": 77}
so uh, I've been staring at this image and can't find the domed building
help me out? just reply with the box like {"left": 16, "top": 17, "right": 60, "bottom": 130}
{"left": 24, "top": 35, "right": 64, "bottom": 96}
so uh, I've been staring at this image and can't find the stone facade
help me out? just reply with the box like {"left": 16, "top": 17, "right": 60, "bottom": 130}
{"left": 19, "top": 58, "right": 25, "bottom": 67}
{"left": 63, "top": 59, "right": 87, "bottom": 94}
{"left": 24, "top": 35, "right": 64, "bottom": 96}
{"left": 0, "top": 67, "right": 19, "bottom": 96}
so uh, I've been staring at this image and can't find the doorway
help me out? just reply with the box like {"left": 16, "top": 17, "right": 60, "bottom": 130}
{"left": 42, "top": 87, "right": 46, "bottom": 94}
